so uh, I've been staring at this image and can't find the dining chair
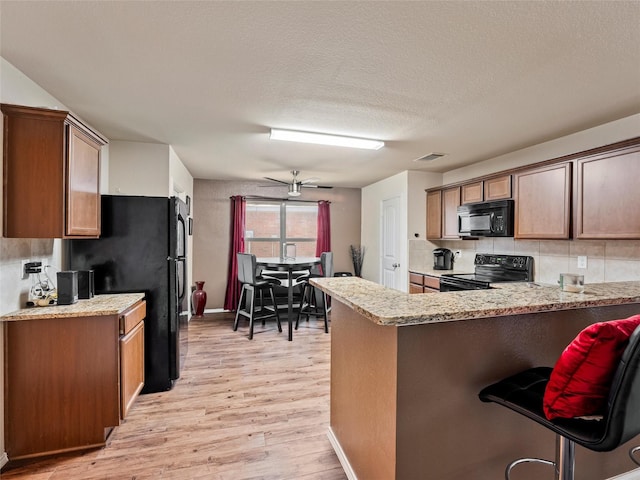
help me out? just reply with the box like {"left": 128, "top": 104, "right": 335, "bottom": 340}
{"left": 233, "top": 253, "right": 282, "bottom": 340}
{"left": 295, "top": 252, "right": 333, "bottom": 333}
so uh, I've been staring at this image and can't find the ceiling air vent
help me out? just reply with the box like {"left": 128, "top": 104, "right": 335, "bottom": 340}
{"left": 414, "top": 153, "right": 446, "bottom": 162}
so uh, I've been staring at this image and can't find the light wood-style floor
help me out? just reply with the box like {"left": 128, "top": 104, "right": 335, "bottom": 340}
{"left": 2, "top": 312, "right": 347, "bottom": 480}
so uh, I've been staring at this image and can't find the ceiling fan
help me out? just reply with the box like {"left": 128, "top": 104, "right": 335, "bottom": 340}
{"left": 263, "top": 170, "right": 333, "bottom": 196}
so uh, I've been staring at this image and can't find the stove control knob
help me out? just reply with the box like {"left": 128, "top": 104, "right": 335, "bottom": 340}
{"left": 476, "top": 255, "right": 485, "bottom": 264}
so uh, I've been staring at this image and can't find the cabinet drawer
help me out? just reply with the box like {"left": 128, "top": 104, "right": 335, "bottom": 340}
{"left": 423, "top": 275, "right": 440, "bottom": 290}
{"left": 409, "top": 273, "right": 424, "bottom": 286}
{"left": 120, "top": 300, "right": 146, "bottom": 335}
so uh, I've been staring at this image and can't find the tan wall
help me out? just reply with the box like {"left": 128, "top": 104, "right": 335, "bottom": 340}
{"left": 192, "top": 179, "right": 361, "bottom": 309}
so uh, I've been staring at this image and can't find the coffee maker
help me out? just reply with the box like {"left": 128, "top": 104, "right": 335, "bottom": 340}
{"left": 433, "top": 248, "right": 454, "bottom": 270}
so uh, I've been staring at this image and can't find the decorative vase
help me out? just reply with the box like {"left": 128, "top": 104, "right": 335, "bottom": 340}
{"left": 192, "top": 281, "right": 207, "bottom": 317}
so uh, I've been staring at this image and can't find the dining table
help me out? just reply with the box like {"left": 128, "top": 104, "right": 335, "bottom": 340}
{"left": 256, "top": 256, "right": 321, "bottom": 341}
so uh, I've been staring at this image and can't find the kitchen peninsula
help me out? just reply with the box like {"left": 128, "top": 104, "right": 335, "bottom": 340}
{"left": 1, "top": 294, "right": 145, "bottom": 462}
{"left": 311, "top": 277, "right": 640, "bottom": 480}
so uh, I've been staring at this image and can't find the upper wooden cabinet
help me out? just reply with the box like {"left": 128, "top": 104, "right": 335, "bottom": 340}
{"left": 426, "top": 190, "right": 442, "bottom": 239}
{"left": 575, "top": 144, "right": 640, "bottom": 239}
{"left": 484, "top": 174, "right": 512, "bottom": 201}
{"left": 514, "top": 163, "right": 572, "bottom": 239}
{"left": 426, "top": 187, "right": 461, "bottom": 239}
{"left": 1, "top": 104, "right": 107, "bottom": 238}
{"left": 442, "top": 187, "right": 461, "bottom": 239}
{"left": 461, "top": 181, "right": 483, "bottom": 204}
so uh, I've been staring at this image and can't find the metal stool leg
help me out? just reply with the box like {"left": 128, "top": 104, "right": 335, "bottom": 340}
{"left": 506, "top": 458, "right": 555, "bottom": 480}
{"left": 504, "top": 435, "right": 575, "bottom": 480}
{"left": 630, "top": 446, "right": 640, "bottom": 466}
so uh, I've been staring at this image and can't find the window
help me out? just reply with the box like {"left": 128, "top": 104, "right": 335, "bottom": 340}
{"left": 245, "top": 200, "right": 317, "bottom": 257}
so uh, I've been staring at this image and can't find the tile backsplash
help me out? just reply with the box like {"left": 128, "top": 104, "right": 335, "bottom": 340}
{"left": 409, "top": 238, "right": 640, "bottom": 285}
{"left": 0, "top": 238, "right": 62, "bottom": 315}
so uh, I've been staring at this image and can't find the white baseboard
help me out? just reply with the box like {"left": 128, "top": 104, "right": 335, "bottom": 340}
{"left": 327, "top": 427, "right": 357, "bottom": 480}
{"left": 203, "top": 308, "right": 229, "bottom": 314}
{"left": 0, "top": 451, "right": 8, "bottom": 469}
{"left": 607, "top": 468, "right": 640, "bottom": 480}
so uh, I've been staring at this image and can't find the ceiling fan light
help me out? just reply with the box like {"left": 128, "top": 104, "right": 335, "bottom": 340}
{"left": 270, "top": 128, "right": 384, "bottom": 150}
{"left": 288, "top": 183, "right": 301, "bottom": 196}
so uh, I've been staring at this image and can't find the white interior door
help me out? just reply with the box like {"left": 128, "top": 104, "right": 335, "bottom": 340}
{"left": 381, "top": 196, "right": 401, "bottom": 289}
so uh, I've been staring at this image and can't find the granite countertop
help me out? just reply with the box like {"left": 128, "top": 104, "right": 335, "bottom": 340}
{"left": 311, "top": 277, "right": 640, "bottom": 326}
{"left": 0, "top": 293, "right": 145, "bottom": 321}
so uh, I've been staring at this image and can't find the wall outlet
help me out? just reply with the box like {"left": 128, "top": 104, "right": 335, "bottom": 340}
{"left": 21, "top": 260, "right": 30, "bottom": 279}
{"left": 577, "top": 255, "right": 588, "bottom": 269}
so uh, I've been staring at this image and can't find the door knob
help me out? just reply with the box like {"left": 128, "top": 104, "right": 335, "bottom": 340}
{"left": 392, "top": 263, "right": 400, "bottom": 269}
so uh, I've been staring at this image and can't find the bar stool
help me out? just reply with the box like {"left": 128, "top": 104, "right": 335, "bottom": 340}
{"left": 233, "top": 253, "right": 282, "bottom": 340}
{"left": 296, "top": 251, "right": 333, "bottom": 333}
{"left": 479, "top": 322, "right": 640, "bottom": 480}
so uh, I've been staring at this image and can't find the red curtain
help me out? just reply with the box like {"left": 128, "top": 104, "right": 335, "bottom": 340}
{"left": 223, "top": 196, "right": 246, "bottom": 311}
{"left": 316, "top": 200, "right": 331, "bottom": 257}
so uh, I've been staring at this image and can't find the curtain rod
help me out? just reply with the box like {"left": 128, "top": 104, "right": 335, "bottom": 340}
{"left": 239, "top": 195, "right": 330, "bottom": 204}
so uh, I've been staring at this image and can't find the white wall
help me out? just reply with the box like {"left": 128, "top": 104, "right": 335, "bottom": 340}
{"left": 362, "top": 170, "right": 443, "bottom": 291}
{"left": 361, "top": 172, "right": 408, "bottom": 290}
{"left": 109, "top": 141, "right": 171, "bottom": 197}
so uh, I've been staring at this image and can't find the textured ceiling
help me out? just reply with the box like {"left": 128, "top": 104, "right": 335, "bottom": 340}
{"left": 1, "top": 1, "right": 639, "bottom": 189}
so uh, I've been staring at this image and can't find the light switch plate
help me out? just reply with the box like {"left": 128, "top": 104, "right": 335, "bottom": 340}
{"left": 577, "top": 255, "right": 588, "bottom": 269}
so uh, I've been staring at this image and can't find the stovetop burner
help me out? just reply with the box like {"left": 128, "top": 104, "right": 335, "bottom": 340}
{"left": 440, "top": 254, "right": 534, "bottom": 292}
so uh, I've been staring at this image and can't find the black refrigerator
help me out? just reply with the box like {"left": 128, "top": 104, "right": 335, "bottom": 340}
{"left": 68, "top": 195, "right": 189, "bottom": 393}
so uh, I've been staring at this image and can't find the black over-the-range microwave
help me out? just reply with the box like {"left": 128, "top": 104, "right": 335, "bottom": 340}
{"left": 457, "top": 199, "right": 514, "bottom": 237}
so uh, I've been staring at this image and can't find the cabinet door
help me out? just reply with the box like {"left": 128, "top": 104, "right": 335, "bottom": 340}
{"left": 484, "top": 175, "right": 512, "bottom": 200}
{"left": 442, "top": 187, "right": 461, "bottom": 239}
{"left": 120, "top": 321, "right": 145, "bottom": 419}
{"left": 461, "top": 182, "right": 483, "bottom": 204}
{"left": 576, "top": 146, "right": 640, "bottom": 239}
{"left": 66, "top": 125, "right": 101, "bottom": 237}
{"left": 514, "top": 163, "right": 571, "bottom": 239}
{"left": 426, "top": 190, "right": 442, "bottom": 239}
{"left": 409, "top": 283, "right": 424, "bottom": 294}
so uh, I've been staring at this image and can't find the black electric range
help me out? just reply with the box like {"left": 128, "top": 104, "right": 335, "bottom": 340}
{"left": 439, "top": 254, "right": 534, "bottom": 292}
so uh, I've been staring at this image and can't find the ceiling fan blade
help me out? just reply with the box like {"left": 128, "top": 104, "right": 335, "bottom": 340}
{"left": 264, "top": 177, "right": 289, "bottom": 185}
{"left": 300, "top": 177, "right": 320, "bottom": 184}
{"left": 300, "top": 184, "right": 333, "bottom": 189}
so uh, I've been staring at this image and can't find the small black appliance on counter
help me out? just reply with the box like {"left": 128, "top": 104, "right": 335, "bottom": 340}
{"left": 56, "top": 271, "right": 78, "bottom": 305}
{"left": 433, "top": 248, "right": 454, "bottom": 270}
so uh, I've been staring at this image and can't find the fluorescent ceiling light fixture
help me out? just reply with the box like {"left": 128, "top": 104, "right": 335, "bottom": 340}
{"left": 270, "top": 128, "right": 384, "bottom": 150}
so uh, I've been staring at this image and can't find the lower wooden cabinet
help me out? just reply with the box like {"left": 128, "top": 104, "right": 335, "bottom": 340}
{"left": 120, "top": 320, "right": 145, "bottom": 419}
{"left": 409, "top": 273, "right": 440, "bottom": 293}
{"left": 3, "top": 299, "right": 146, "bottom": 461}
